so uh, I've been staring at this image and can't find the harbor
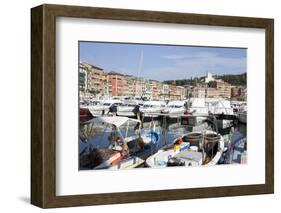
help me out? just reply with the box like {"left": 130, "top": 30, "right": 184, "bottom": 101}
{"left": 79, "top": 42, "right": 247, "bottom": 170}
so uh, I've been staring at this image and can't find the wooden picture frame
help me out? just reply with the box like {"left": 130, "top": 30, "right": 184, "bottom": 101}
{"left": 31, "top": 4, "right": 274, "bottom": 208}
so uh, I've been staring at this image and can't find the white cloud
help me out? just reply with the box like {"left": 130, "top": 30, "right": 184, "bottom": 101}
{"left": 162, "top": 52, "right": 217, "bottom": 60}
{"left": 144, "top": 52, "right": 246, "bottom": 81}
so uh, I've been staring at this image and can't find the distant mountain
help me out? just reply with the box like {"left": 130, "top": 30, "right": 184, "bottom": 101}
{"left": 163, "top": 73, "right": 247, "bottom": 86}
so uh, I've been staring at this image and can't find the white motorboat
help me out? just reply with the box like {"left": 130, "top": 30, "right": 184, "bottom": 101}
{"left": 80, "top": 116, "right": 159, "bottom": 170}
{"left": 80, "top": 99, "right": 101, "bottom": 108}
{"left": 184, "top": 98, "right": 209, "bottom": 125}
{"left": 185, "top": 98, "right": 209, "bottom": 116}
{"left": 207, "top": 99, "right": 234, "bottom": 129}
{"left": 88, "top": 99, "right": 122, "bottom": 116}
{"left": 140, "top": 101, "right": 166, "bottom": 116}
{"left": 145, "top": 130, "right": 224, "bottom": 168}
{"left": 208, "top": 100, "right": 234, "bottom": 115}
{"left": 117, "top": 100, "right": 143, "bottom": 117}
{"left": 161, "top": 100, "right": 186, "bottom": 116}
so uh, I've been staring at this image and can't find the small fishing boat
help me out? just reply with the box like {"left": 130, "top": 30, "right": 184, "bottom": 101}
{"left": 145, "top": 130, "right": 224, "bottom": 168}
{"left": 79, "top": 116, "right": 159, "bottom": 170}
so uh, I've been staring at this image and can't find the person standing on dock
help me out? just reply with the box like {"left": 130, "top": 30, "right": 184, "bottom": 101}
{"left": 108, "top": 104, "right": 118, "bottom": 116}
{"left": 133, "top": 104, "right": 143, "bottom": 129}
{"left": 133, "top": 104, "right": 141, "bottom": 121}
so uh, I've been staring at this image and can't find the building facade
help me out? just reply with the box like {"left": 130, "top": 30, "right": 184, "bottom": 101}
{"left": 207, "top": 80, "right": 232, "bottom": 99}
{"left": 108, "top": 72, "right": 125, "bottom": 97}
{"left": 79, "top": 63, "right": 245, "bottom": 101}
{"left": 231, "top": 86, "right": 241, "bottom": 98}
{"left": 81, "top": 62, "right": 108, "bottom": 97}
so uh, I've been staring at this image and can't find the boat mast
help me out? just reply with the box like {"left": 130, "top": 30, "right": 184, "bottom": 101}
{"left": 135, "top": 50, "right": 143, "bottom": 97}
{"left": 107, "top": 75, "right": 109, "bottom": 96}
{"left": 115, "top": 74, "right": 117, "bottom": 96}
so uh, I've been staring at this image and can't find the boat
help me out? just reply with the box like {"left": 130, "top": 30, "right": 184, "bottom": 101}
{"left": 207, "top": 99, "right": 235, "bottom": 129}
{"left": 161, "top": 100, "right": 186, "bottom": 116}
{"left": 185, "top": 98, "right": 208, "bottom": 116}
{"left": 231, "top": 101, "right": 246, "bottom": 113}
{"left": 79, "top": 116, "right": 159, "bottom": 170}
{"left": 140, "top": 101, "right": 166, "bottom": 117}
{"left": 79, "top": 108, "right": 93, "bottom": 122}
{"left": 80, "top": 99, "right": 101, "bottom": 108}
{"left": 208, "top": 100, "right": 234, "bottom": 115}
{"left": 87, "top": 99, "right": 123, "bottom": 116}
{"left": 184, "top": 98, "right": 209, "bottom": 125}
{"left": 237, "top": 105, "right": 247, "bottom": 124}
{"left": 145, "top": 130, "right": 224, "bottom": 168}
{"left": 117, "top": 100, "right": 143, "bottom": 117}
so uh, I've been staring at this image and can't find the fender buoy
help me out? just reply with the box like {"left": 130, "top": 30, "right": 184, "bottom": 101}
{"left": 146, "top": 131, "right": 160, "bottom": 145}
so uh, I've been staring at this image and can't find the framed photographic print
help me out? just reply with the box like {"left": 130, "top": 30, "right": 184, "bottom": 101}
{"left": 31, "top": 4, "right": 274, "bottom": 208}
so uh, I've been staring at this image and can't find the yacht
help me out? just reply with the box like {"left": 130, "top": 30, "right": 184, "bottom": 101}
{"left": 208, "top": 99, "right": 234, "bottom": 115}
{"left": 88, "top": 99, "right": 122, "bottom": 116}
{"left": 140, "top": 101, "right": 166, "bottom": 116}
{"left": 117, "top": 100, "right": 143, "bottom": 117}
{"left": 161, "top": 100, "right": 186, "bottom": 116}
{"left": 184, "top": 98, "right": 209, "bottom": 124}
{"left": 185, "top": 98, "right": 209, "bottom": 116}
{"left": 206, "top": 99, "right": 235, "bottom": 129}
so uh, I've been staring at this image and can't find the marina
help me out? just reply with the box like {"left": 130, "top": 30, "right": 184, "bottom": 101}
{"left": 78, "top": 42, "right": 247, "bottom": 170}
{"left": 79, "top": 98, "right": 247, "bottom": 170}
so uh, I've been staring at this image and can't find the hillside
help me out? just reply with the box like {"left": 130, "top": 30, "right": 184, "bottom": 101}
{"left": 163, "top": 73, "right": 247, "bottom": 86}
{"left": 215, "top": 73, "right": 247, "bottom": 86}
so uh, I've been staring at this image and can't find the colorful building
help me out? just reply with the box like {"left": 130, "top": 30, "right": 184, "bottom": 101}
{"left": 108, "top": 72, "right": 125, "bottom": 97}
{"left": 81, "top": 62, "right": 108, "bottom": 96}
{"left": 79, "top": 63, "right": 245, "bottom": 101}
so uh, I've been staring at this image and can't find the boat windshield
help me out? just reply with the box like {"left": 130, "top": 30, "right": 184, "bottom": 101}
{"left": 118, "top": 121, "right": 141, "bottom": 139}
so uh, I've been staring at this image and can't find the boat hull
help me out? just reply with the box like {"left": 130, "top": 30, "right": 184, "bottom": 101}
{"left": 238, "top": 112, "right": 247, "bottom": 124}
{"left": 145, "top": 130, "right": 224, "bottom": 168}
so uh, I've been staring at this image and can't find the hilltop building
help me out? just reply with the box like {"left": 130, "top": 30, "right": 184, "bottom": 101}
{"left": 204, "top": 72, "right": 215, "bottom": 83}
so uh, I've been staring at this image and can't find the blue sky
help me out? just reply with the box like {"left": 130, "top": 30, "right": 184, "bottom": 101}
{"left": 79, "top": 42, "right": 246, "bottom": 81}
